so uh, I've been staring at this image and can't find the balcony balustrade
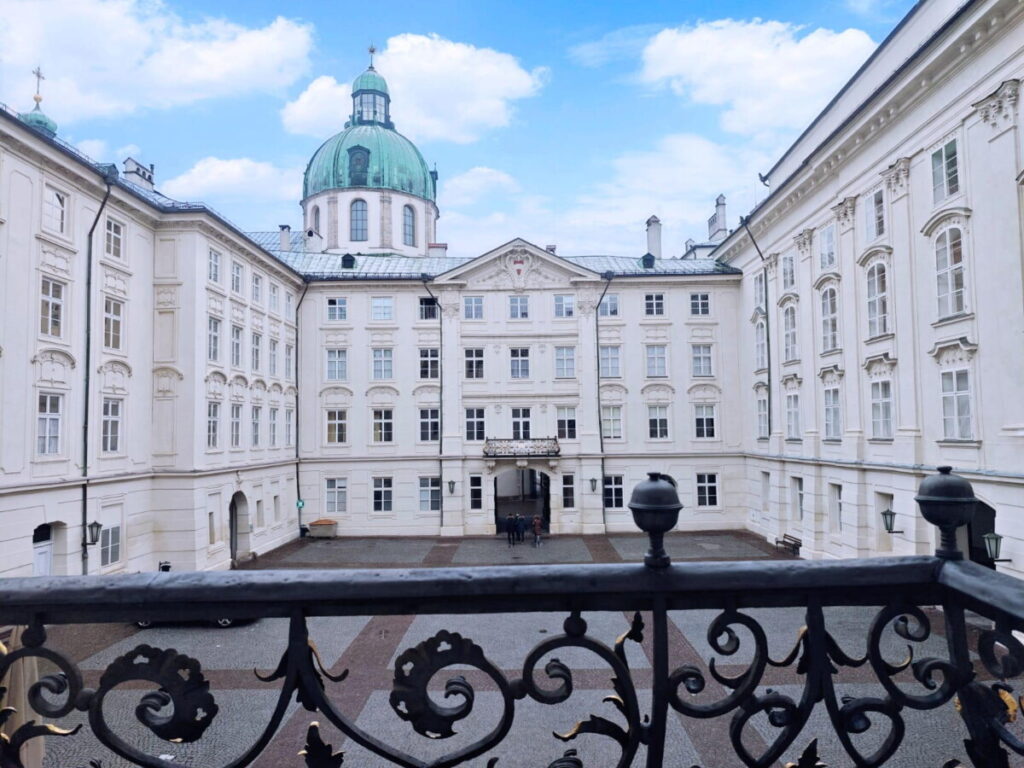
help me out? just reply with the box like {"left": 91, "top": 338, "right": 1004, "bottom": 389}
{"left": 0, "top": 468, "right": 1022, "bottom": 767}
{"left": 482, "top": 437, "right": 560, "bottom": 457}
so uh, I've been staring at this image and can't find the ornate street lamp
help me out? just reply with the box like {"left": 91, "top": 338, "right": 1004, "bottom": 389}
{"left": 880, "top": 508, "right": 903, "bottom": 535}
{"left": 86, "top": 520, "right": 103, "bottom": 546}
{"left": 915, "top": 466, "right": 977, "bottom": 560}
{"left": 983, "top": 532, "right": 1011, "bottom": 563}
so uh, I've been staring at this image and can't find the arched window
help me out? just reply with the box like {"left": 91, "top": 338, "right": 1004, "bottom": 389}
{"left": 866, "top": 263, "right": 888, "bottom": 337}
{"left": 820, "top": 287, "right": 839, "bottom": 351}
{"left": 935, "top": 227, "right": 965, "bottom": 318}
{"left": 754, "top": 320, "right": 767, "bottom": 370}
{"left": 783, "top": 306, "right": 798, "bottom": 362}
{"left": 350, "top": 199, "right": 368, "bottom": 242}
{"left": 403, "top": 205, "right": 416, "bottom": 247}
{"left": 312, "top": 205, "right": 321, "bottom": 234}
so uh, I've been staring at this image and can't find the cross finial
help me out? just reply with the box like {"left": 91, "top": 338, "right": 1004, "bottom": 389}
{"left": 368, "top": 44, "right": 376, "bottom": 69}
{"left": 32, "top": 66, "right": 45, "bottom": 104}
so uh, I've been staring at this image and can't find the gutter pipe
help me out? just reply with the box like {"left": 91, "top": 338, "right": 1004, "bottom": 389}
{"left": 420, "top": 276, "right": 444, "bottom": 529}
{"left": 293, "top": 281, "right": 310, "bottom": 536}
{"left": 740, "top": 217, "right": 772, "bottom": 437}
{"left": 594, "top": 272, "right": 614, "bottom": 529}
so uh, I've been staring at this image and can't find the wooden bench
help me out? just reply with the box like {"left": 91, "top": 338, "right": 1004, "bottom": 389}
{"left": 775, "top": 533, "right": 802, "bottom": 555}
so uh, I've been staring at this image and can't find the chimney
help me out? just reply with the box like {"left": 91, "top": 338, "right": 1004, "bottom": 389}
{"left": 545, "top": 245, "right": 557, "bottom": 255}
{"left": 645, "top": 215, "right": 662, "bottom": 259}
{"left": 708, "top": 194, "right": 727, "bottom": 243}
{"left": 122, "top": 157, "right": 154, "bottom": 191}
{"left": 278, "top": 224, "right": 291, "bottom": 251}
{"left": 428, "top": 243, "right": 448, "bottom": 257}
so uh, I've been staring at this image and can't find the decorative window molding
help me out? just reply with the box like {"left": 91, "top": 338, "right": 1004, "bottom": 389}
{"left": 972, "top": 79, "right": 1019, "bottom": 131}
{"left": 863, "top": 353, "right": 897, "bottom": 379}
{"left": 640, "top": 383, "right": 675, "bottom": 401}
{"left": 776, "top": 290, "right": 800, "bottom": 307}
{"left": 152, "top": 366, "right": 183, "bottom": 397}
{"left": 205, "top": 371, "right": 227, "bottom": 400}
{"left": 781, "top": 372, "right": 802, "bottom": 391}
{"left": 763, "top": 252, "right": 779, "bottom": 279}
{"left": 928, "top": 337, "right": 978, "bottom": 366}
{"left": 229, "top": 375, "right": 249, "bottom": 400}
{"left": 831, "top": 196, "right": 857, "bottom": 232}
{"left": 365, "top": 384, "right": 401, "bottom": 401}
{"left": 793, "top": 228, "right": 814, "bottom": 255}
{"left": 880, "top": 157, "right": 911, "bottom": 198}
{"left": 749, "top": 308, "right": 767, "bottom": 324}
{"left": 818, "top": 363, "right": 845, "bottom": 385}
{"left": 98, "top": 360, "right": 132, "bottom": 393}
{"left": 920, "top": 206, "right": 972, "bottom": 237}
{"left": 857, "top": 244, "right": 893, "bottom": 268}
{"left": 599, "top": 382, "right": 628, "bottom": 403}
{"left": 813, "top": 271, "right": 842, "bottom": 291}
{"left": 32, "top": 348, "right": 76, "bottom": 387}
{"left": 752, "top": 381, "right": 768, "bottom": 394}
{"left": 687, "top": 382, "right": 721, "bottom": 400}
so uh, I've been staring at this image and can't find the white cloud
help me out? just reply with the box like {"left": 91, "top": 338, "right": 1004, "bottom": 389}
{"left": 282, "top": 34, "right": 546, "bottom": 142}
{"left": 0, "top": 0, "right": 312, "bottom": 123}
{"left": 74, "top": 138, "right": 141, "bottom": 162}
{"left": 162, "top": 157, "right": 301, "bottom": 202}
{"left": 568, "top": 25, "right": 664, "bottom": 68}
{"left": 843, "top": 0, "right": 902, "bottom": 17}
{"left": 641, "top": 19, "right": 876, "bottom": 142}
{"left": 440, "top": 167, "right": 520, "bottom": 208}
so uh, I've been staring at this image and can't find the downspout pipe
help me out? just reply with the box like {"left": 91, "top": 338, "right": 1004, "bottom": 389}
{"left": 293, "top": 281, "right": 310, "bottom": 536}
{"left": 594, "top": 272, "right": 614, "bottom": 529}
{"left": 421, "top": 275, "right": 444, "bottom": 529}
{"left": 81, "top": 165, "right": 118, "bottom": 575}
{"left": 740, "top": 217, "right": 772, "bottom": 436}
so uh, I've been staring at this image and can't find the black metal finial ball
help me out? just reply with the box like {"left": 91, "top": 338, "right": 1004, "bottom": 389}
{"left": 629, "top": 472, "right": 682, "bottom": 569}
{"left": 915, "top": 465, "right": 977, "bottom": 560}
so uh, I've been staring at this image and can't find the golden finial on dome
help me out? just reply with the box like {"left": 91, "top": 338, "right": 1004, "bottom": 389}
{"left": 32, "top": 65, "right": 45, "bottom": 105}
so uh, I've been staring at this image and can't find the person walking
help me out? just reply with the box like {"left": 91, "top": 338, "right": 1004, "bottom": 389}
{"left": 515, "top": 513, "right": 526, "bottom": 543}
{"left": 505, "top": 513, "right": 516, "bottom": 548}
{"left": 532, "top": 515, "right": 543, "bottom": 547}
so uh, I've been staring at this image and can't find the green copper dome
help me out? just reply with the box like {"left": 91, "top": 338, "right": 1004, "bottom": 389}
{"left": 20, "top": 103, "right": 57, "bottom": 136}
{"left": 352, "top": 68, "right": 389, "bottom": 95}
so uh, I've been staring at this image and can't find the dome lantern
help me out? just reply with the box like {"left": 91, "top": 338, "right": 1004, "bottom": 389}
{"left": 351, "top": 46, "right": 392, "bottom": 128}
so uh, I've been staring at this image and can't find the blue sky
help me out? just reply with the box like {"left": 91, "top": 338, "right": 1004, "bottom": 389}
{"left": 0, "top": 0, "right": 916, "bottom": 257}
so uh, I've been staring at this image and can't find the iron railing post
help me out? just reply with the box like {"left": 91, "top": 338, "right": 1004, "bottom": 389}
{"left": 646, "top": 597, "right": 670, "bottom": 768}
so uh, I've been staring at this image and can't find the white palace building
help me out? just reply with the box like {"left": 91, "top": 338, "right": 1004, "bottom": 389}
{"left": 1, "top": 0, "right": 1022, "bottom": 578}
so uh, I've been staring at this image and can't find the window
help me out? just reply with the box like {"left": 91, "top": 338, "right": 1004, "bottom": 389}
{"left": 690, "top": 293, "right": 710, "bottom": 315}
{"left": 207, "top": 402, "right": 220, "bottom": 449}
{"left": 373, "top": 477, "right": 393, "bottom": 512}
{"left": 419, "top": 297, "right": 438, "bottom": 320}
{"left": 40, "top": 278, "right": 64, "bottom": 337}
{"left": 509, "top": 295, "right": 529, "bottom": 319}
{"left": 286, "top": 293, "right": 294, "bottom": 319}
{"left": 419, "top": 348, "right": 440, "bottom": 379}
{"left": 824, "top": 386, "right": 842, "bottom": 440}
{"left": 871, "top": 380, "right": 893, "bottom": 439}
{"left": 935, "top": 228, "right": 966, "bottom": 318}
{"left": 327, "top": 297, "right": 347, "bottom": 321}
{"left": 645, "top": 293, "right": 664, "bottom": 316}
{"left": 753, "top": 273, "right": 766, "bottom": 310}
{"left": 100, "top": 525, "right": 121, "bottom": 567}
{"left": 403, "top": 205, "right": 416, "bottom": 246}
{"left": 646, "top": 345, "right": 667, "bottom": 377}
{"left": 829, "top": 483, "right": 843, "bottom": 532}
{"left": 207, "top": 317, "right": 221, "bottom": 362}
{"left": 756, "top": 394, "right": 769, "bottom": 439}
{"left": 601, "top": 405, "right": 622, "bottom": 439}
{"left": 782, "top": 253, "right": 795, "bottom": 290}
{"left": 231, "top": 326, "right": 242, "bottom": 367}
{"left": 326, "top": 478, "right": 347, "bottom": 514}
{"left": 512, "top": 407, "right": 531, "bottom": 439}
{"left": 867, "top": 189, "right": 885, "bottom": 240}
{"left": 599, "top": 345, "right": 620, "bottom": 377}
{"left": 941, "top": 369, "right": 972, "bottom": 440}
{"left": 469, "top": 476, "right": 483, "bottom": 510}
{"left": 285, "top": 345, "right": 294, "bottom": 380}
{"left": 251, "top": 333, "right": 261, "bottom": 372}
{"left": 819, "top": 225, "right": 836, "bottom": 269}
{"left": 37, "top": 394, "right": 61, "bottom": 455}
{"left": 209, "top": 508, "right": 218, "bottom": 544}
{"left": 691, "top": 344, "right": 712, "bottom": 377}
{"left": 820, "top": 287, "right": 839, "bottom": 352}
{"left": 649, "top": 405, "right": 669, "bottom": 439}
{"left": 312, "top": 206, "right": 321, "bottom": 233}
{"left": 351, "top": 199, "right": 368, "bottom": 241}
{"left": 867, "top": 264, "right": 888, "bottom": 337}
{"left": 43, "top": 187, "right": 66, "bottom": 233}
{"left": 465, "top": 408, "right": 485, "bottom": 441}
{"left": 101, "top": 398, "right": 122, "bottom": 453}
{"left": 554, "top": 295, "right": 574, "bottom": 317}
{"left": 562, "top": 475, "right": 576, "bottom": 509}
{"left": 932, "top": 140, "right": 959, "bottom": 203}
{"left": 230, "top": 404, "right": 241, "bottom": 448}
{"left": 373, "top": 409, "right": 393, "bottom": 442}
{"left": 419, "top": 408, "right": 440, "bottom": 441}
{"left": 269, "top": 283, "right": 279, "bottom": 313}
{"left": 251, "top": 406, "right": 261, "bottom": 447}
{"left": 274, "top": 495, "right": 281, "bottom": 522}
{"left": 603, "top": 476, "right": 624, "bottom": 508}
{"left": 326, "top": 349, "right": 347, "bottom": 381}
{"left": 231, "top": 262, "right": 243, "bottom": 294}
{"left": 555, "top": 346, "right": 576, "bottom": 378}
{"left": 269, "top": 407, "right": 278, "bottom": 447}
{"left": 786, "top": 394, "right": 801, "bottom": 440}
{"left": 599, "top": 294, "right": 619, "bottom": 316}
{"left": 371, "top": 296, "right": 393, "bottom": 321}
{"left": 103, "top": 297, "right": 123, "bottom": 350}
{"left": 208, "top": 251, "right": 221, "bottom": 283}
{"left": 252, "top": 273, "right": 263, "bottom": 304}
{"left": 754, "top": 321, "right": 767, "bottom": 370}
{"left": 465, "top": 348, "right": 484, "bottom": 379}
{"left": 419, "top": 477, "right": 441, "bottom": 512}
{"left": 464, "top": 296, "right": 483, "bottom": 319}
{"left": 694, "top": 404, "right": 715, "bottom": 438}
{"left": 372, "top": 348, "right": 393, "bottom": 379}
{"left": 696, "top": 473, "right": 718, "bottom": 506}
{"left": 105, "top": 219, "right": 123, "bottom": 259}
{"left": 783, "top": 306, "right": 798, "bottom": 362}
{"left": 285, "top": 408, "right": 294, "bottom": 446}
{"left": 761, "top": 472, "right": 771, "bottom": 514}
{"left": 510, "top": 347, "right": 530, "bottom": 379}
{"left": 326, "top": 409, "right": 347, "bottom": 444}
{"left": 791, "top": 477, "right": 804, "bottom": 521}
{"left": 556, "top": 407, "right": 576, "bottom": 439}
{"left": 269, "top": 339, "right": 278, "bottom": 376}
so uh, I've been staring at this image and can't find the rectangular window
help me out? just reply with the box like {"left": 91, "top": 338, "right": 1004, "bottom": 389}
{"left": 782, "top": 253, "right": 795, "bottom": 290}
{"left": 40, "top": 278, "right": 64, "bottom": 337}
{"left": 255, "top": 499, "right": 265, "bottom": 529}
{"left": 932, "top": 139, "right": 959, "bottom": 203}
{"left": 645, "top": 293, "right": 665, "bottom": 316}
{"left": 419, "top": 408, "right": 440, "bottom": 442}
{"left": 207, "top": 401, "right": 220, "bottom": 449}
{"left": 694, "top": 404, "right": 715, "bottom": 439}
{"left": 269, "top": 339, "right": 278, "bottom": 376}
{"left": 649, "top": 405, "right": 669, "bottom": 439}
{"left": 105, "top": 218, "right": 123, "bottom": 259}
{"left": 464, "top": 296, "right": 483, "bottom": 319}
{"left": 510, "top": 347, "right": 530, "bottom": 379}
{"left": 556, "top": 406, "right": 576, "bottom": 439}
{"left": 555, "top": 346, "right": 576, "bottom": 378}
{"left": 326, "top": 409, "right": 347, "bottom": 444}
{"left": 821, "top": 288, "right": 839, "bottom": 351}
{"left": 819, "top": 225, "right": 836, "bottom": 269}
{"left": 285, "top": 408, "right": 294, "bottom": 446}
{"left": 599, "top": 345, "right": 620, "bottom": 377}
{"left": 419, "top": 297, "right": 438, "bottom": 320}
{"left": 756, "top": 395, "right": 769, "bottom": 439}
{"left": 470, "top": 475, "right": 483, "bottom": 509}
{"left": 251, "top": 406, "right": 261, "bottom": 447}
{"left": 208, "top": 250, "right": 221, "bottom": 283}
{"left": 935, "top": 228, "right": 966, "bottom": 318}
{"left": 753, "top": 272, "right": 766, "bottom": 310}
{"left": 465, "top": 408, "right": 485, "bottom": 441}
{"left": 274, "top": 495, "right": 281, "bottom": 522}
{"left": 251, "top": 273, "right": 263, "bottom": 304}
{"left": 43, "top": 187, "right": 67, "bottom": 233}
{"left": 646, "top": 345, "right": 667, "bottom": 377}
{"left": 286, "top": 293, "right": 294, "bottom": 319}
{"left": 231, "top": 326, "right": 242, "bottom": 367}
{"left": 867, "top": 189, "right": 885, "bottom": 239}
{"left": 373, "top": 477, "right": 393, "bottom": 512}
{"left": 419, "top": 348, "right": 440, "bottom": 379}
{"left": 599, "top": 294, "right": 619, "bottom": 316}
{"left": 603, "top": 475, "right": 624, "bottom": 508}
{"left": 690, "top": 293, "right": 710, "bottom": 315}
{"left": 372, "top": 348, "right": 393, "bottom": 380}
{"left": 230, "top": 404, "right": 241, "bottom": 448}
{"left": 562, "top": 474, "right": 576, "bottom": 509}
{"left": 373, "top": 409, "right": 394, "bottom": 443}
{"left": 691, "top": 344, "right": 713, "bottom": 377}
{"left": 697, "top": 473, "right": 719, "bottom": 506}
{"left": 269, "top": 407, "right": 278, "bottom": 447}
{"left": 285, "top": 345, "right": 294, "bottom": 380}
{"left": 419, "top": 477, "right": 442, "bottom": 512}
{"left": 554, "top": 295, "right": 575, "bottom": 317}
{"left": 601, "top": 405, "right": 622, "bottom": 439}
{"left": 100, "top": 525, "right": 121, "bottom": 567}
{"left": 231, "top": 262, "right": 243, "bottom": 294}
{"left": 100, "top": 297, "right": 123, "bottom": 350}
{"left": 207, "top": 317, "right": 221, "bottom": 362}
{"left": 269, "top": 283, "right": 279, "bottom": 313}
{"left": 786, "top": 393, "right": 801, "bottom": 440}
{"left": 371, "top": 296, "right": 393, "bottom": 321}
{"left": 941, "top": 369, "right": 972, "bottom": 440}
{"left": 465, "top": 348, "right": 484, "bottom": 379}
{"left": 36, "top": 394, "right": 61, "bottom": 455}
{"left": 791, "top": 477, "right": 804, "bottom": 521}
{"left": 326, "top": 349, "right": 347, "bottom": 381}
{"left": 829, "top": 483, "right": 843, "bottom": 532}
{"left": 512, "top": 407, "right": 531, "bottom": 440}
{"left": 326, "top": 478, "right": 348, "bottom": 514}
{"left": 327, "top": 297, "right": 348, "bottom": 321}
{"left": 761, "top": 472, "right": 771, "bottom": 513}
{"left": 101, "top": 398, "right": 122, "bottom": 453}
{"left": 251, "top": 332, "right": 262, "bottom": 371}
{"left": 871, "top": 380, "right": 893, "bottom": 439}
{"left": 824, "top": 387, "right": 842, "bottom": 440}
{"left": 509, "top": 295, "right": 529, "bottom": 319}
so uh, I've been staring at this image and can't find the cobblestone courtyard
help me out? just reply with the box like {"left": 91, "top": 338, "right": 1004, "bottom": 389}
{"left": 36, "top": 532, "right": 1005, "bottom": 767}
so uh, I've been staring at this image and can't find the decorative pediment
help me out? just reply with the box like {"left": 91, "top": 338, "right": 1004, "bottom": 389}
{"left": 777, "top": 292, "right": 799, "bottom": 309}
{"left": 269, "top": 383, "right": 283, "bottom": 395}
{"left": 928, "top": 337, "right": 978, "bottom": 366}
{"left": 208, "top": 295, "right": 224, "bottom": 316}
{"left": 320, "top": 386, "right": 353, "bottom": 404}
{"left": 229, "top": 375, "right": 249, "bottom": 400}
{"left": 105, "top": 270, "right": 129, "bottom": 297}
{"left": 831, "top": 196, "right": 857, "bottom": 232}
{"left": 205, "top": 371, "right": 227, "bottom": 399}
{"left": 251, "top": 378, "right": 268, "bottom": 392}
{"left": 880, "top": 157, "right": 911, "bottom": 198}
{"left": 433, "top": 238, "right": 600, "bottom": 291}
{"left": 752, "top": 380, "right": 768, "bottom": 393}
{"left": 324, "top": 331, "right": 349, "bottom": 346}
{"left": 413, "top": 384, "right": 441, "bottom": 400}
{"left": 813, "top": 271, "right": 841, "bottom": 291}
{"left": 780, "top": 372, "right": 802, "bottom": 390}
{"left": 687, "top": 383, "right": 720, "bottom": 401}
{"left": 749, "top": 308, "right": 766, "bottom": 324}
{"left": 33, "top": 348, "right": 76, "bottom": 386}
{"left": 230, "top": 303, "right": 245, "bottom": 324}
{"left": 284, "top": 386, "right": 298, "bottom": 398}
{"left": 98, "top": 360, "right": 133, "bottom": 393}
{"left": 641, "top": 383, "right": 675, "bottom": 401}
{"left": 920, "top": 206, "right": 972, "bottom": 237}
{"left": 598, "top": 327, "right": 621, "bottom": 343}
{"left": 39, "top": 248, "right": 70, "bottom": 275}
{"left": 365, "top": 385, "right": 400, "bottom": 402}
{"left": 600, "top": 383, "right": 628, "bottom": 402}
{"left": 152, "top": 366, "right": 182, "bottom": 396}
{"left": 793, "top": 229, "right": 814, "bottom": 255}
{"left": 863, "top": 353, "right": 897, "bottom": 379}
{"left": 818, "top": 364, "right": 844, "bottom": 384}
{"left": 857, "top": 245, "right": 892, "bottom": 268}
{"left": 973, "top": 79, "right": 1019, "bottom": 131}
{"left": 154, "top": 285, "right": 176, "bottom": 307}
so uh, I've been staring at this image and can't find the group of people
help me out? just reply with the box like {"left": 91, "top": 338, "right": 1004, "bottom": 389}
{"left": 503, "top": 513, "right": 544, "bottom": 547}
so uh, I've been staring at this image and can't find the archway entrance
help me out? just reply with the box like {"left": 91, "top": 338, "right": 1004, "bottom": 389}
{"left": 228, "top": 492, "right": 250, "bottom": 567}
{"left": 494, "top": 468, "right": 550, "bottom": 533}
{"left": 32, "top": 524, "right": 52, "bottom": 576}
{"left": 967, "top": 501, "right": 997, "bottom": 570}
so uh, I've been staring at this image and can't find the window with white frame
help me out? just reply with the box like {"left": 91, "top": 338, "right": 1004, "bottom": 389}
{"left": 782, "top": 253, "right": 795, "bottom": 290}
{"left": 601, "top": 405, "right": 622, "bottom": 439}
{"left": 753, "top": 272, "right": 766, "bottom": 310}
{"left": 690, "top": 293, "right": 710, "bottom": 315}
{"left": 509, "top": 295, "right": 529, "bottom": 319}
{"left": 829, "top": 483, "right": 843, "bottom": 532}
{"left": 465, "top": 348, "right": 484, "bottom": 379}
{"left": 871, "top": 380, "right": 893, "bottom": 439}
{"left": 207, "top": 317, "right": 221, "bottom": 362}
{"left": 820, "top": 287, "right": 839, "bottom": 352}
{"left": 754, "top": 321, "right": 767, "bottom": 370}
{"left": 599, "top": 345, "right": 620, "bottom": 377}
{"left": 371, "top": 296, "right": 393, "bottom": 321}
{"left": 935, "top": 227, "right": 966, "bottom": 318}
{"left": 465, "top": 408, "right": 485, "bottom": 441}
{"left": 37, "top": 394, "right": 62, "bottom": 455}
{"left": 694, "top": 404, "right": 716, "bottom": 438}
{"left": 326, "top": 478, "right": 347, "bottom": 514}
{"left": 404, "top": 205, "right": 417, "bottom": 247}
{"left": 285, "top": 345, "right": 294, "bottom": 380}
{"left": 105, "top": 218, "right": 124, "bottom": 259}
{"left": 932, "top": 139, "right": 959, "bottom": 203}
{"left": 941, "top": 369, "right": 972, "bottom": 440}
{"left": 256, "top": 499, "right": 265, "bottom": 529}
{"left": 599, "top": 294, "right": 619, "bottom": 316}
{"left": 40, "top": 278, "right": 64, "bottom": 337}
{"left": 43, "top": 187, "right": 67, "bottom": 233}
{"left": 470, "top": 475, "right": 483, "bottom": 509}
{"left": 645, "top": 293, "right": 664, "bottom": 316}
{"left": 557, "top": 406, "right": 576, "bottom": 439}
{"left": 251, "top": 333, "right": 261, "bottom": 372}
{"left": 649, "top": 405, "right": 669, "bottom": 439}
{"left": 555, "top": 346, "right": 576, "bottom": 378}
{"left": 510, "top": 347, "right": 530, "bottom": 379}
{"left": 373, "top": 477, "right": 393, "bottom": 512}
{"left": 786, "top": 393, "right": 801, "bottom": 440}
{"left": 101, "top": 398, "right": 122, "bottom": 453}
{"left": 756, "top": 394, "right": 768, "bottom": 439}
{"left": 285, "top": 293, "right": 294, "bottom": 319}
{"left": 512, "top": 407, "right": 531, "bottom": 439}
{"left": 691, "top": 344, "right": 712, "bottom": 377}
{"left": 696, "top": 473, "right": 718, "bottom": 506}
{"left": 326, "top": 349, "right": 347, "bottom": 381}
{"left": 419, "top": 408, "right": 440, "bottom": 442}
{"left": 866, "top": 189, "right": 885, "bottom": 240}
{"left": 372, "top": 348, "right": 393, "bottom": 380}
{"left": 285, "top": 408, "right": 294, "bottom": 446}
{"left": 269, "top": 407, "right": 278, "bottom": 447}
{"left": 419, "top": 348, "right": 440, "bottom": 379}
{"left": 824, "top": 386, "right": 842, "bottom": 440}
{"left": 208, "top": 250, "right": 221, "bottom": 283}
{"left": 252, "top": 274, "right": 263, "bottom": 304}
{"left": 231, "top": 262, "right": 243, "bottom": 294}
{"left": 603, "top": 475, "right": 623, "bottom": 508}
{"left": 562, "top": 474, "right": 575, "bottom": 509}
{"left": 419, "top": 297, "right": 438, "bottom": 320}
{"left": 351, "top": 200, "right": 369, "bottom": 241}
{"left": 269, "top": 339, "right": 278, "bottom": 376}
{"left": 554, "top": 295, "right": 574, "bottom": 317}
{"left": 866, "top": 263, "right": 888, "bottom": 337}
{"left": 419, "top": 477, "right": 441, "bottom": 512}
{"left": 819, "top": 225, "right": 836, "bottom": 269}
{"left": 327, "top": 297, "right": 347, "bottom": 321}
{"left": 269, "top": 283, "right": 279, "bottom": 313}
{"left": 373, "top": 409, "right": 393, "bottom": 442}
{"left": 251, "top": 406, "right": 261, "bottom": 447}
{"left": 230, "top": 404, "right": 241, "bottom": 448}
{"left": 103, "top": 297, "right": 123, "bottom": 350}
{"left": 791, "top": 477, "right": 804, "bottom": 521}
{"left": 231, "top": 326, "right": 242, "bottom": 367}
{"left": 783, "top": 305, "right": 798, "bottom": 362}
{"left": 326, "top": 409, "right": 347, "bottom": 444}
{"left": 464, "top": 296, "right": 483, "bottom": 319}
{"left": 100, "top": 523, "right": 121, "bottom": 567}
{"left": 207, "top": 402, "right": 220, "bottom": 449}
{"left": 646, "top": 345, "right": 667, "bottom": 377}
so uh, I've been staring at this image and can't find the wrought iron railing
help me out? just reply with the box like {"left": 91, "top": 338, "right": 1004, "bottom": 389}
{"left": 0, "top": 468, "right": 1022, "bottom": 768}
{"left": 482, "top": 437, "right": 560, "bottom": 457}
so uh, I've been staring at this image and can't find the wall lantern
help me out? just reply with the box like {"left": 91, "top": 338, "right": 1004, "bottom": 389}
{"left": 590, "top": 478, "right": 598, "bottom": 492}
{"left": 983, "top": 532, "right": 1011, "bottom": 563}
{"left": 448, "top": 480, "right": 456, "bottom": 494}
{"left": 86, "top": 520, "right": 103, "bottom": 546}
{"left": 880, "top": 508, "right": 903, "bottom": 535}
